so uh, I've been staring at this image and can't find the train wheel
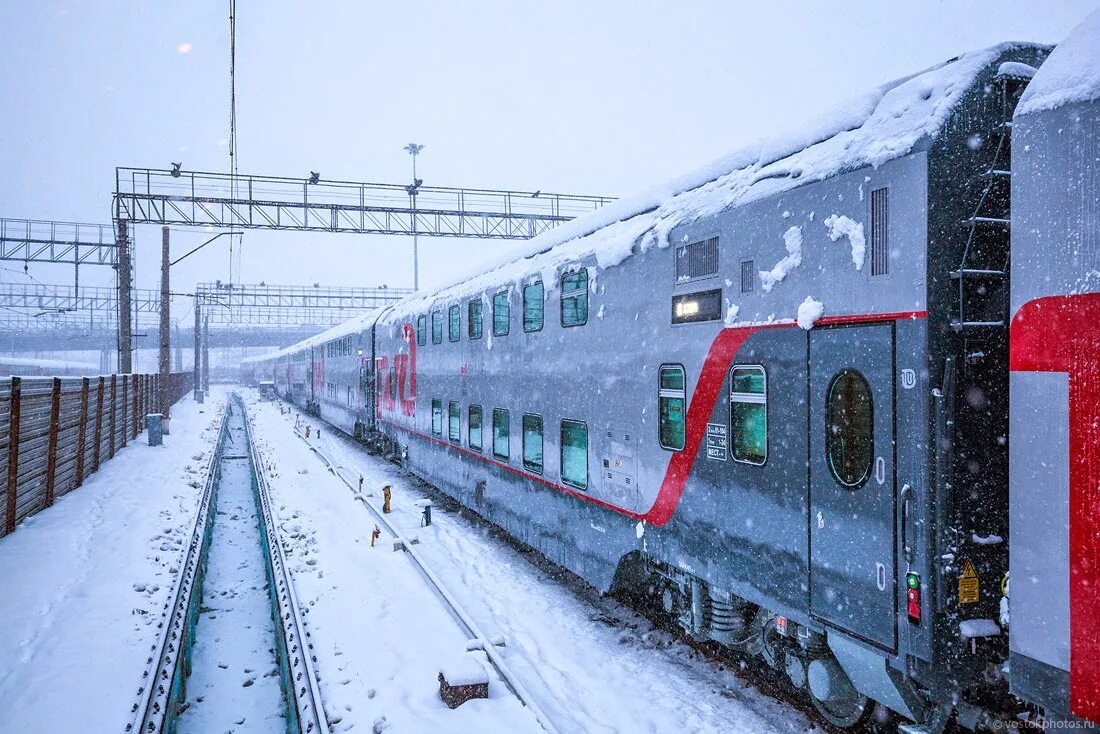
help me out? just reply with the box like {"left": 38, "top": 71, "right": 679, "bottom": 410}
{"left": 809, "top": 689, "right": 875, "bottom": 730}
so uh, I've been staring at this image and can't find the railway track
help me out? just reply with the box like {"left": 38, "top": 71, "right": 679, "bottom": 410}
{"left": 289, "top": 422, "right": 563, "bottom": 734}
{"left": 127, "top": 394, "right": 327, "bottom": 734}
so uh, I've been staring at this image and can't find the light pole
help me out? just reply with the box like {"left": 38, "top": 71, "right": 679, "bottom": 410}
{"left": 404, "top": 143, "right": 424, "bottom": 291}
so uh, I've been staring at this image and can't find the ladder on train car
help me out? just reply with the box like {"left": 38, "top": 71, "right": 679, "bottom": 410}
{"left": 950, "top": 67, "right": 1034, "bottom": 332}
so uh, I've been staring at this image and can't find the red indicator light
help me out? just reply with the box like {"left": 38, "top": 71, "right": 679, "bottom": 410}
{"left": 907, "top": 588, "right": 921, "bottom": 625}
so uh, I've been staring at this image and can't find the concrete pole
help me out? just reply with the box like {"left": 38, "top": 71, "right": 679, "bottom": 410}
{"left": 159, "top": 226, "right": 171, "bottom": 416}
{"left": 116, "top": 219, "right": 132, "bottom": 373}
{"left": 202, "top": 316, "right": 210, "bottom": 393}
{"left": 193, "top": 297, "right": 201, "bottom": 398}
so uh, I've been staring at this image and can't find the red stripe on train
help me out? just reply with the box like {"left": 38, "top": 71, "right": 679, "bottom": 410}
{"left": 1011, "top": 293, "right": 1100, "bottom": 722}
{"left": 381, "top": 309, "right": 925, "bottom": 527}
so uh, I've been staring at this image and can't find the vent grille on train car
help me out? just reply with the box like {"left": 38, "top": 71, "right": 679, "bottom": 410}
{"left": 871, "top": 188, "right": 889, "bottom": 276}
{"left": 740, "top": 260, "right": 754, "bottom": 293}
{"left": 676, "top": 237, "right": 719, "bottom": 282}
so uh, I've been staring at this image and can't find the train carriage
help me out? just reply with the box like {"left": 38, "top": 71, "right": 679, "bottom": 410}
{"left": 1008, "top": 10, "right": 1100, "bottom": 726}
{"left": 366, "top": 42, "right": 1047, "bottom": 730}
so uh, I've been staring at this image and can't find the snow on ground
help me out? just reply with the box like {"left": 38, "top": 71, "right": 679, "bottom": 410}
{"left": 245, "top": 393, "right": 817, "bottom": 734}
{"left": 244, "top": 394, "right": 540, "bottom": 734}
{"left": 0, "top": 388, "right": 228, "bottom": 733}
{"left": 178, "top": 407, "right": 285, "bottom": 733}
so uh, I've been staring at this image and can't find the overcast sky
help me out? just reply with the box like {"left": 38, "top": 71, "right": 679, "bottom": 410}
{"left": 1, "top": 0, "right": 1097, "bottom": 322}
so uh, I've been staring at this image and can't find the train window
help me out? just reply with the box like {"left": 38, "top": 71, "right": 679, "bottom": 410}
{"left": 432, "top": 310, "right": 443, "bottom": 344}
{"left": 871, "top": 188, "right": 889, "bottom": 276}
{"left": 730, "top": 365, "right": 767, "bottom": 465}
{"left": 469, "top": 405, "right": 483, "bottom": 451}
{"left": 493, "top": 291, "right": 510, "bottom": 336}
{"left": 449, "top": 305, "right": 461, "bottom": 342}
{"left": 740, "top": 260, "right": 754, "bottom": 293}
{"left": 448, "top": 401, "right": 461, "bottom": 442}
{"left": 561, "top": 420, "right": 588, "bottom": 489}
{"left": 492, "top": 408, "right": 510, "bottom": 460}
{"left": 523, "top": 281, "right": 544, "bottom": 333}
{"left": 432, "top": 398, "right": 443, "bottom": 437}
{"left": 826, "top": 369, "right": 874, "bottom": 488}
{"left": 561, "top": 270, "right": 588, "bottom": 327}
{"left": 468, "top": 300, "right": 483, "bottom": 339}
{"left": 417, "top": 315, "right": 426, "bottom": 346}
{"left": 522, "top": 414, "right": 544, "bottom": 474}
{"left": 658, "top": 364, "right": 687, "bottom": 451}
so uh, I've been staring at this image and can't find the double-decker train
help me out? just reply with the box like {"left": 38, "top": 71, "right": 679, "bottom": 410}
{"left": 242, "top": 15, "right": 1100, "bottom": 732}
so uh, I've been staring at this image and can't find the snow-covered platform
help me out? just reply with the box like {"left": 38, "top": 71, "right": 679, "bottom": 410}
{"left": 0, "top": 389, "right": 227, "bottom": 733}
{"left": 244, "top": 392, "right": 813, "bottom": 734}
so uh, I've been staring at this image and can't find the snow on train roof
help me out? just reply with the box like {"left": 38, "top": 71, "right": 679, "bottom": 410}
{"left": 379, "top": 41, "right": 1036, "bottom": 323}
{"left": 1017, "top": 9, "right": 1100, "bottom": 116}
{"left": 239, "top": 308, "right": 381, "bottom": 364}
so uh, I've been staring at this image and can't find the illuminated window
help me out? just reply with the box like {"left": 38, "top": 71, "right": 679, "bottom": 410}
{"left": 561, "top": 270, "right": 588, "bottom": 327}
{"left": 730, "top": 365, "right": 767, "bottom": 465}
{"left": 523, "top": 281, "right": 544, "bottom": 333}
{"left": 659, "top": 364, "right": 686, "bottom": 450}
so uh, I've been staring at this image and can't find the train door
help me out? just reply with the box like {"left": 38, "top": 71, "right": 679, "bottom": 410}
{"left": 809, "top": 324, "right": 896, "bottom": 650}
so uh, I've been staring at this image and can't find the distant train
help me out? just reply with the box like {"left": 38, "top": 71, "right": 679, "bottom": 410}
{"left": 0, "top": 357, "right": 99, "bottom": 377}
{"left": 242, "top": 16, "right": 1100, "bottom": 733}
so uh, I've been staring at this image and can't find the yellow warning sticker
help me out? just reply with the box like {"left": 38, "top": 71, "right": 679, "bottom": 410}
{"left": 959, "top": 559, "right": 980, "bottom": 604}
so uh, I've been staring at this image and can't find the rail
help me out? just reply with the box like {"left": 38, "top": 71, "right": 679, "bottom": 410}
{"left": 293, "top": 427, "right": 562, "bottom": 734}
{"left": 1, "top": 371, "right": 194, "bottom": 538}
{"left": 242, "top": 397, "right": 327, "bottom": 732}
{"left": 128, "top": 394, "right": 328, "bottom": 733}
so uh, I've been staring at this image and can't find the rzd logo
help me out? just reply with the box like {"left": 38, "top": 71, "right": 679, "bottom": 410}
{"left": 377, "top": 323, "right": 417, "bottom": 417}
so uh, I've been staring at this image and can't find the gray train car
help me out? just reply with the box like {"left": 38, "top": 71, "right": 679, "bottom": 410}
{"left": 368, "top": 43, "right": 1047, "bottom": 730}
{"left": 1009, "top": 10, "right": 1100, "bottom": 727}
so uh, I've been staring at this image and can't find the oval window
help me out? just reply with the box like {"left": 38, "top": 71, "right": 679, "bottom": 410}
{"left": 826, "top": 369, "right": 874, "bottom": 488}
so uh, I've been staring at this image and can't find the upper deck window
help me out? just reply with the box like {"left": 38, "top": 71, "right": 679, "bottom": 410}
{"left": 493, "top": 291, "right": 510, "bottom": 336}
{"left": 561, "top": 270, "right": 588, "bottom": 327}
{"left": 523, "top": 282, "right": 544, "bottom": 333}
{"left": 417, "top": 315, "right": 426, "bottom": 346}
{"left": 432, "top": 310, "right": 443, "bottom": 344}
{"left": 449, "top": 305, "right": 461, "bottom": 342}
{"left": 468, "top": 300, "right": 483, "bottom": 339}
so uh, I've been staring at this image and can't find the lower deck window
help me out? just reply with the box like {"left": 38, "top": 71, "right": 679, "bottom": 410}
{"left": 730, "top": 365, "right": 767, "bottom": 464}
{"left": 522, "top": 414, "right": 544, "bottom": 474}
{"left": 561, "top": 420, "right": 588, "bottom": 489}
{"left": 432, "top": 398, "right": 443, "bottom": 437}
{"left": 492, "top": 408, "right": 510, "bottom": 460}
{"left": 659, "top": 365, "right": 686, "bottom": 450}
{"left": 469, "top": 405, "right": 483, "bottom": 451}
{"left": 448, "top": 401, "right": 460, "bottom": 442}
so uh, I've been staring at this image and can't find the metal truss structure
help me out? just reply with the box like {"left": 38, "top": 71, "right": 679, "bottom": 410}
{"left": 192, "top": 282, "right": 412, "bottom": 389}
{"left": 0, "top": 218, "right": 119, "bottom": 266}
{"left": 0, "top": 283, "right": 159, "bottom": 313}
{"left": 115, "top": 167, "right": 613, "bottom": 239}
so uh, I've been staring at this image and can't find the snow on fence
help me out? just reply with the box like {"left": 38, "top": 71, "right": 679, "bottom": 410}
{"left": 0, "top": 371, "right": 194, "bottom": 537}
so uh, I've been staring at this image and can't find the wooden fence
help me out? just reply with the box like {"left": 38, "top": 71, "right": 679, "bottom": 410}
{"left": 1, "top": 371, "right": 194, "bottom": 538}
